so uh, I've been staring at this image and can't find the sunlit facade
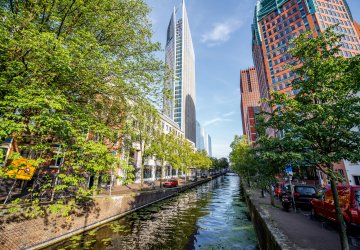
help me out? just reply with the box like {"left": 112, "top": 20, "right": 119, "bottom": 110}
{"left": 252, "top": 0, "right": 360, "bottom": 101}
{"left": 240, "top": 67, "right": 261, "bottom": 143}
{"left": 164, "top": 1, "right": 196, "bottom": 144}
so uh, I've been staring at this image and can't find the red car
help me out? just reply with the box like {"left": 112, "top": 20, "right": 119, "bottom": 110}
{"left": 311, "top": 185, "right": 360, "bottom": 227}
{"left": 163, "top": 179, "right": 178, "bottom": 188}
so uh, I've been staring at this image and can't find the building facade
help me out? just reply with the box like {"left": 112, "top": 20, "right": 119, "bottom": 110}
{"left": 164, "top": 0, "right": 196, "bottom": 144}
{"left": 195, "top": 120, "right": 212, "bottom": 157}
{"left": 252, "top": 0, "right": 360, "bottom": 102}
{"left": 207, "top": 134, "right": 212, "bottom": 157}
{"left": 240, "top": 67, "right": 261, "bottom": 143}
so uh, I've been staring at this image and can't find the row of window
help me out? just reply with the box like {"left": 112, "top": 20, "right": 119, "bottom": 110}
{"left": 318, "top": 6, "right": 350, "bottom": 20}
{"left": 320, "top": 21, "right": 357, "bottom": 39}
{"left": 271, "top": 71, "right": 295, "bottom": 85}
{"left": 272, "top": 85, "right": 299, "bottom": 96}
{"left": 318, "top": 12, "right": 351, "bottom": 27}
{"left": 263, "top": 0, "right": 299, "bottom": 23}
{"left": 342, "top": 34, "right": 359, "bottom": 44}
{"left": 317, "top": 0, "right": 345, "bottom": 11}
{"left": 340, "top": 50, "right": 358, "bottom": 58}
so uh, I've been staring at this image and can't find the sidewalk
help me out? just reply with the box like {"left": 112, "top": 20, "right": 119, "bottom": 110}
{"left": 99, "top": 178, "right": 190, "bottom": 196}
{"left": 247, "top": 189, "right": 360, "bottom": 250}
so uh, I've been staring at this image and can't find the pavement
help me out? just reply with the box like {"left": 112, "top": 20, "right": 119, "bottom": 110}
{"left": 250, "top": 190, "right": 360, "bottom": 250}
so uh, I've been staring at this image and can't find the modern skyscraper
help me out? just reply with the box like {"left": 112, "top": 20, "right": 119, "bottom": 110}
{"left": 240, "top": 67, "right": 261, "bottom": 143}
{"left": 164, "top": 0, "right": 196, "bottom": 143}
{"left": 196, "top": 120, "right": 212, "bottom": 156}
{"left": 196, "top": 121, "right": 204, "bottom": 149}
{"left": 252, "top": 0, "right": 360, "bottom": 102}
{"left": 207, "top": 134, "right": 212, "bottom": 157}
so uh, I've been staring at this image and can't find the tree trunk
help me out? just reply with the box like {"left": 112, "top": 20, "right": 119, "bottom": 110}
{"left": 330, "top": 176, "right": 349, "bottom": 250}
{"left": 261, "top": 188, "right": 264, "bottom": 198}
{"left": 269, "top": 184, "right": 275, "bottom": 206}
{"left": 140, "top": 164, "right": 144, "bottom": 188}
{"left": 159, "top": 162, "right": 164, "bottom": 188}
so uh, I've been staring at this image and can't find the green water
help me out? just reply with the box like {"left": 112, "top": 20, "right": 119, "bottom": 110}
{"left": 46, "top": 175, "right": 258, "bottom": 249}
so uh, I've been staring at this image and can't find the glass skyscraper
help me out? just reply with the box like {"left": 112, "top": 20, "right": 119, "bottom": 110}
{"left": 164, "top": 0, "right": 196, "bottom": 143}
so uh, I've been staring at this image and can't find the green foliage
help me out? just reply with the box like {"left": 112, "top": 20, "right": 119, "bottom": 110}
{"left": 0, "top": 0, "right": 164, "bottom": 215}
{"left": 229, "top": 135, "right": 256, "bottom": 177}
{"left": 191, "top": 149, "right": 212, "bottom": 170}
{"left": 120, "top": 159, "right": 135, "bottom": 185}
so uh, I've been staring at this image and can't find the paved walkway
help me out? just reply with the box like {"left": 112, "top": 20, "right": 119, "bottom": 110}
{"left": 99, "top": 177, "right": 191, "bottom": 195}
{"left": 250, "top": 190, "right": 360, "bottom": 249}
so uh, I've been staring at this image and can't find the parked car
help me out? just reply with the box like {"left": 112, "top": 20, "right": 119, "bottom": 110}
{"left": 274, "top": 182, "right": 290, "bottom": 198}
{"left": 189, "top": 176, "right": 197, "bottom": 182}
{"left": 311, "top": 185, "right": 360, "bottom": 227}
{"left": 163, "top": 179, "right": 178, "bottom": 188}
{"left": 201, "top": 173, "right": 207, "bottom": 178}
{"left": 292, "top": 184, "right": 317, "bottom": 209}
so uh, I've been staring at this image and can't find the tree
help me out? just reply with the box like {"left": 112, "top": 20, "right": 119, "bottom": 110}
{"left": 168, "top": 135, "right": 193, "bottom": 181}
{"left": 229, "top": 135, "right": 257, "bottom": 187}
{"left": 147, "top": 130, "right": 177, "bottom": 188}
{"left": 191, "top": 149, "right": 212, "bottom": 171}
{"left": 0, "top": 0, "right": 164, "bottom": 214}
{"left": 123, "top": 99, "right": 160, "bottom": 188}
{"left": 261, "top": 28, "right": 360, "bottom": 250}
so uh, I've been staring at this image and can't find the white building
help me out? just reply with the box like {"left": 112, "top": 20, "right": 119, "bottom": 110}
{"left": 195, "top": 120, "right": 212, "bottom": 157}
{"left": 164, "top": 0, "right": 196, "bottom": 144}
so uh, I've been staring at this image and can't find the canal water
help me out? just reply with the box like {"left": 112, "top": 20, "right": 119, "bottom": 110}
{"left": 47, "top": 175, "right": 258, "bottom": 250}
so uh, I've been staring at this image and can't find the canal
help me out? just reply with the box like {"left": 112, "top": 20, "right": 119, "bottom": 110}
{"left": 46, "top": 175, "right": 258, "bottom": 250}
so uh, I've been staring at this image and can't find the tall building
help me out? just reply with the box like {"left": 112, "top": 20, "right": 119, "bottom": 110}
{"left": 252, "top": 0, "right": 360, "bottom": 102}
{"left": 240, "top": 67, "right": 261, "bottom": 143}
{"left": 196, "top": 121, "right": 204, "bottom": 149}
{"left": 196, "top": 120, "right": 212, "bottom": 157}
{"left": 354, "top": 21, "right": 360, "bottom": 37}
{"left": 207, "top": 134, "right": 212, "bottom": 157}
{"left": 164, "top": 0, "right": 196, "bottom": 143}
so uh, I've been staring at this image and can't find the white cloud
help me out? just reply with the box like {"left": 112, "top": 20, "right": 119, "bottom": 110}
{"left": 201, "top": 20, "right": 243, "bottom": 46}
{"left": 223, "top": 111, "right": 235, "bottom": 117}
{"left": 203, "top": 117, "right": 232, "bottom": 127}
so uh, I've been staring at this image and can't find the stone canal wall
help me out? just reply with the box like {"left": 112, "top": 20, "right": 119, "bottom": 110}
{"left": 242, "top": 184, "right": 295, "bottom": 250}
{"left": 0, "top": 178, "right": 213, "bottom": 250}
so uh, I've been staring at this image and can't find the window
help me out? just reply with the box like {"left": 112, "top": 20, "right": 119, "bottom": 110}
{"left": 354, "top": 176, "right": 360, "bottom": 185}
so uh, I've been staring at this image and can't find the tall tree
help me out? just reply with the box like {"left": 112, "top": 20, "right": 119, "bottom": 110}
{"left": 0, "top": 0, "right": 164, "bottom": 213}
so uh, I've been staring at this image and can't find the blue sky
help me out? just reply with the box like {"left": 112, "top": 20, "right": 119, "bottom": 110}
{"left": 146, "top": 0, "right": 360, "bottom": 158}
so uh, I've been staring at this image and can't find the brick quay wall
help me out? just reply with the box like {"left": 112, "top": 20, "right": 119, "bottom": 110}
{"left": 0, "top": 177, "right": 216, "bottom": 250}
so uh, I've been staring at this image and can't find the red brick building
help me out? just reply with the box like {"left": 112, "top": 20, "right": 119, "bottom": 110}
{"left": 240, "top": 67, "right": 261, "bottom": 143}
{"left": 354, "top": 21, "right": 360, "bottom": 38}
{"left": 252, "top": 0, "right": 360, "bottom": 101}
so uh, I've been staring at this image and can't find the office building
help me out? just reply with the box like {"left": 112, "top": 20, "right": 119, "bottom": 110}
{"left": 164, "top": 0, "right": 196, "bottom": 143}
{"left": 240, "top": 67, "right": 261, "bottom": 143}
{"left": 207, "top": 135, "right": 212, "bottom": 157}
{"left": 196, "top": 120, "right": 212, "bottom": 157}
{"left": 252, "top": 0, "right": 360, "bottom": 102}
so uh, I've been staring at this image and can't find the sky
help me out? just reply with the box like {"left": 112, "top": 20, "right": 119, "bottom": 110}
{"left": 145, "top": 0, "right": 360, "bottom": 159}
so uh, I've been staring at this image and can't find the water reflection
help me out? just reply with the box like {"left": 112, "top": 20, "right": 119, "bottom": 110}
{"left": 47, "top": 175, "right": 257, "bottom": 250}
